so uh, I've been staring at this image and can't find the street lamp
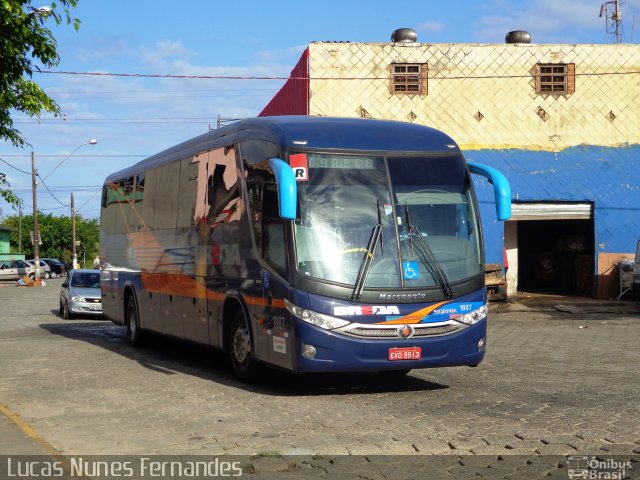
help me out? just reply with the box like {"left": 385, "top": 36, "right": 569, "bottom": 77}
{"left": 30, "top": 140, "right": 98, "bottom": 283}
{"left": 41, "top": 139, "right": 97, "bottom": 181}
{"left": 66, "top": 140, "right": 98, "bottom": 270}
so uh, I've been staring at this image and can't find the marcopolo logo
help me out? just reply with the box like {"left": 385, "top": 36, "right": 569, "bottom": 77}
{"left": 379, "top": 292, "right": 427, "bottom": 301}
{"left": 396, "top": 325, "right": 414, "bottom": 339}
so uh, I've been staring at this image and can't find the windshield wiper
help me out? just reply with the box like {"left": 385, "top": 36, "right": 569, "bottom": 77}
{"left": 351, "top": 200, "right": 384, "bottom": 301}
{"left": 404, "top": 203, "right": 454, "bottom": 299}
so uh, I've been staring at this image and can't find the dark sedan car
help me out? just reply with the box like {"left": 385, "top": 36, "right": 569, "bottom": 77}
{"left": 41, "top": 258, "right": 67, "bottom": 278}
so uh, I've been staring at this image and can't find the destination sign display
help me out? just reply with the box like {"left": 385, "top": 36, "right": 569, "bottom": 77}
{"left": 308, "top": 156, "right": 377, "bottom": 170}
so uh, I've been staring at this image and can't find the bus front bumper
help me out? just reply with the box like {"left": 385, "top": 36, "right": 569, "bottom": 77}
{"left": 292, "top": 318, "right": 486, "bottom": 373}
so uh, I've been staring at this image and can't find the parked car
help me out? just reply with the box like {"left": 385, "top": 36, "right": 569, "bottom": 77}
{"left": 0, "top": 259, "right": 36, "bottom": 281}
{"left": 26, "top": 259, "right": 52, "bottom": 279}
{"left": 59, "top": 269, "right": 103, "bottom": 319}
{"left": 40, "top": 258, "right": 66, "bottom": 278}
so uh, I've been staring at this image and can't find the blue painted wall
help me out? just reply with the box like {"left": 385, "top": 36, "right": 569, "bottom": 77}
{"left": 467, "top": 144, "right": 640, "bottom": 265}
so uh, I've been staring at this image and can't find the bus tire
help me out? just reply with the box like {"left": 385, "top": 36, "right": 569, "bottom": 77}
{"left": 229, "top": 310, "right": 259, "bottom": 383}
{"left": 126, "top": 293, "right": 145, "bottom": 347}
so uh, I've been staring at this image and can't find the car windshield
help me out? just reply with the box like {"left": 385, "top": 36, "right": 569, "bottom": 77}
{"left": 71, "top": 272, "right": 100, "bottom": 288}
{"left": 293, "top": 152, "right": 482, "bottom": 289}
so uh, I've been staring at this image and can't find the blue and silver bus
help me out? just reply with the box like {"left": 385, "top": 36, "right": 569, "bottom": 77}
{"left": 100, "top": 116, "right": 510, "bottom": 382}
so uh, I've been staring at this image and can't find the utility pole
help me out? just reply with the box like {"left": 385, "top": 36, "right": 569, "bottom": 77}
{"left": 600, "top": 0, "right": 623, "bottom": 43}
{"left": 31, "top": 152, "right": 41, "bottom": 283}
{"left": 71, "top": 192, "right": 77, "bottom": 269}
{"left": 18, "top": 204, "right": 22, "bottom": 253}
{"left": 614, "top": 0, "right": 622, "bottom": 43}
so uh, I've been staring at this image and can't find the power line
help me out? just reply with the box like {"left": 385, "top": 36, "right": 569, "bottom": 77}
{"left": 11, "top": 185, "right": 103, "bottom": 188}
{"left": 50, "top": 88, "right": 276, "bottom": 94}
{"left": 0, "top": 154, "right": 147, "bottom": 158}
{"left": 76, "top": 188, "right": 102, "bottom": 214}
{"left": 37, "top": 175, "right": 70, "bottom": 207}
{"left": 13, "top": 118, "right": 227, "bottom": 125}
{"left": 38, "top": 69, "right": 640, "bottom": 81}
{"left": 12, "top": 116, "right": 244, "bottom": 125}
{"left": 0, "top": 157, "right": 31, "bottom": 176}
{"left": 40, "top": 70, "right": 294, "bottom": 80}
{"left": 51, "top": 92, "right": 273, "bottom": 99}
{"left": 10, "top": 186, "right": 102, "bottom": 192}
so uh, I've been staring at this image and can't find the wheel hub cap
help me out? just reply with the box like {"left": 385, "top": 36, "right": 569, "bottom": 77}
{"left": 233, "top": 327, "right": 250, "bottom": 364}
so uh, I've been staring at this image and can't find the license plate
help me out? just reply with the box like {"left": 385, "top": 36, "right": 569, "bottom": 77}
{"left": 86, "top": 304, "right": 102, "bottom": 311}
{"left": 388, "top": 347, "right": 422, "bottom": 361}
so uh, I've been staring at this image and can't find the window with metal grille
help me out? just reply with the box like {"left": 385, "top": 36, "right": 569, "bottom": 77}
{"left": 535, "top": 63, "right": 575, "bottom": 95}
{"left": 391, "top": 64, "right": 428, "bottom": 94}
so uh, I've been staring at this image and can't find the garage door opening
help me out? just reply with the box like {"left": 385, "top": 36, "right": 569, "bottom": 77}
{"left": 517, "top": 218, "right": 594, "bottom": 295}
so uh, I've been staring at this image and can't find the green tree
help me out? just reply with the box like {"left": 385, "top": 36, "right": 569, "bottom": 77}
{"left": 1, "top": 173, "right": 22, "bottom": 207}
{"left": 3, "top": 212, "right": 99, "bottom": 267}
{"left": 0, "top": 0, "right": 80, "bottom": 208}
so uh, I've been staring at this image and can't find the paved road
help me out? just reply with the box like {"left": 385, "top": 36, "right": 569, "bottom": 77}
{"left": 0, "top": 280, "right": 638, "bottom": 478}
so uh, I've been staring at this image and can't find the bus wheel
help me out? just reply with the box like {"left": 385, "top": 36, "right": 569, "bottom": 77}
{"left": 126, "top": 294, "right": 145, "bottom": 346}
{"left": 229, "top": 310, "right": 259, "bottom": 383}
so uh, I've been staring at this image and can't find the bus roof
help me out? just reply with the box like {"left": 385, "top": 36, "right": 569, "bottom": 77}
{"left": 105, "top": 116, "right": 460, "bottom": 182}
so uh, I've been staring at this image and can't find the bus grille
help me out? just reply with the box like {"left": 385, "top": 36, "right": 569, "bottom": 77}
{"left": 343, "top": 323, "right": 460, "bottom": 339}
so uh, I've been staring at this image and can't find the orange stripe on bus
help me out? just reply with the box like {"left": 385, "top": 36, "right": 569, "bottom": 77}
{"left": 375, "top": 301, "right": 448, "bottom": 325}
{"left": 139, "top": 272, "right": 286, "bottom": 309}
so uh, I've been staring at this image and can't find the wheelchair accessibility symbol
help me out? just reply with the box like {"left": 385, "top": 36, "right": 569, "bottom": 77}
{"left": 403, "top": 261, "right": 420, "bottom": 280}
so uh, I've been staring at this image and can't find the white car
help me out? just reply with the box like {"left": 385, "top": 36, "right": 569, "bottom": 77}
{"left": 26, "top": 259, "right": 52, "bottom": 279}
{"left": 0, "top": 260, "right": 36, "bottom": 281}
{"left": 59, "top": 269, "right": 103, "bottom": 319}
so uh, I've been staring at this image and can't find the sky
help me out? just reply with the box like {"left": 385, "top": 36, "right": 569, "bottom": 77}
{"left": 1, "top": 0, "right": 639, "bottom": 220}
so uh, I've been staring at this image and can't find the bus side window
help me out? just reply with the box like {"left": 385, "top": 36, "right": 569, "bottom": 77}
{"left": 193, "top": 145, "right": 240, "bottom": 225}
{"left": 101, "top": 178, "right": 132, "bottom": 234}
{"left": 131, "top": 173, "right": 145, "bottom": 232}
{"left": 141, "top": 168, "right": 157, "bottom": 231}
{"left": 154, "top": 162, "right": 180, "bottom": 230}
{"left": 177, "top": 157, "right": 199, "bottom": 228}
{"left": 240, "top": 139, "right": 286, "bottom": 277}
{"left": 262, "top": 184, "right": 287, "bottom": 276}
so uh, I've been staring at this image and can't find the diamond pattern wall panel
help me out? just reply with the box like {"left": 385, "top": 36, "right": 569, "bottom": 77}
{"left": 308, "top": 42, "right": 640, "bottom": 151}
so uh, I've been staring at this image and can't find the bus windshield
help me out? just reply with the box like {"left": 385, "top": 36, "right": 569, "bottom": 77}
{"left": 293, "top": 153, "right": 482, "bottom": 289}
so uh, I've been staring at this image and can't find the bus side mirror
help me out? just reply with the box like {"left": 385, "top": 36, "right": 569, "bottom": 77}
{"left": 269, "top": 158, "right": 298, "bottom": 220}
{"left": 468, "top": 162, "right": 511, "bottom": 221}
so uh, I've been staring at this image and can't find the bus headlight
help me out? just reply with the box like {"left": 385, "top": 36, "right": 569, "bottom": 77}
{"left": 285, "top": 299, "right": 351, "bottom": 330}
{"left": 456, "top": 304, "right": 488, "bottom": 325}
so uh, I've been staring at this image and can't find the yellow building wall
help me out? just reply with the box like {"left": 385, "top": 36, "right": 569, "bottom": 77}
{"left": 307, "top": 42, "right": 640, "bottom": 151}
